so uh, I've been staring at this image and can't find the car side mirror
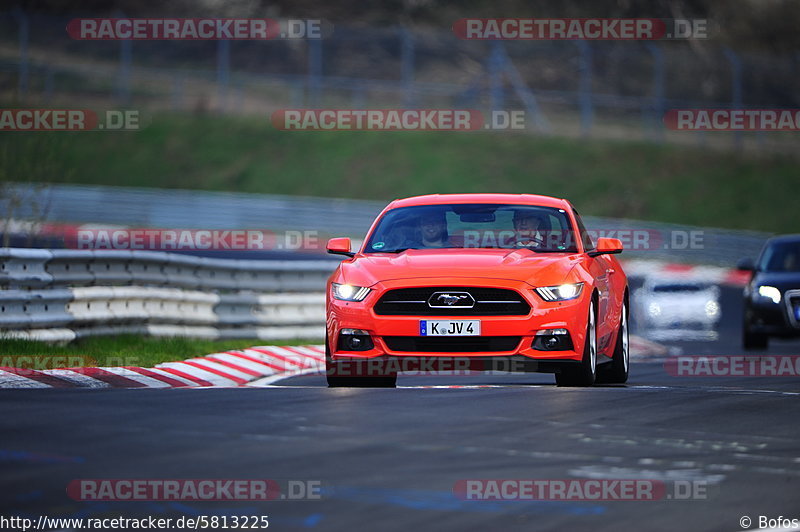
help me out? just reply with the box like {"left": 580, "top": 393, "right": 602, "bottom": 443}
{"left": 327, "top": 237, "right": 355, "bottom": 258}
{"left": 588, "top": 237, "right": 623, "bottom": 258}
{"left": 736, "top": 257, "right": 756, "bottom": 271}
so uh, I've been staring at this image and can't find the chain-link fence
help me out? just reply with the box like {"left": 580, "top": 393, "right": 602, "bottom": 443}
{"left": 1, "top": 11, "right": 799, "bottom": 152}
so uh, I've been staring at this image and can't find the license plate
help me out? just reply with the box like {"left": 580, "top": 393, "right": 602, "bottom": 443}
{"left": 419, "top": 320, "right": 480, "bottom": 336}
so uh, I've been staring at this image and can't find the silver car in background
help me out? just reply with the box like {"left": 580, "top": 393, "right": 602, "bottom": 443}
{"left": 634, "top": 276, "right": 721, "bottom": 341}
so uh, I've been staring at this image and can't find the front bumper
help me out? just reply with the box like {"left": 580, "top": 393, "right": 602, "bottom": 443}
{"left": 327, "top": 277, "right": 592, "bottom": 363}
{"left": 746, "top": 291, "right": 800, "bottom": 337}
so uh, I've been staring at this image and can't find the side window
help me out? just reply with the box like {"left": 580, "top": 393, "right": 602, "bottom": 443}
{"left": 573, "top": 209, "right": 595, "bottom": 251}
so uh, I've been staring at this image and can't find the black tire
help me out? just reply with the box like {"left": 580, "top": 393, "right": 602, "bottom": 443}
{"left": 556, "top": 300, "right": 597, "bottom": 387}
{"left": 325, "top": 338, "right": 397, "bottom": 388}
{"left": 597, "top": 300, "right": 629, "bottom": 384}
{"left": 742, "top": 326, "right": 768, "bottom": 350}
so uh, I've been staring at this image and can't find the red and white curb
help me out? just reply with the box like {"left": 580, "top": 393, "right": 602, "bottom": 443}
{"left": 0, "top": 335, "right": 670, "bottom": 389}
{"left": 0, "top": 345, "right": 326, "bottom": 389}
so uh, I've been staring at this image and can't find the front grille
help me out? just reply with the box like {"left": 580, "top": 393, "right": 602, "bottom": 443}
{"left": 383, "top": 336, "right": 521, "bottom": 353}
{"left": 374, "top": 287, "right": 530, "bottom": 316}
{"left": 788, "top": 291, "right": 800, "bottom": 328}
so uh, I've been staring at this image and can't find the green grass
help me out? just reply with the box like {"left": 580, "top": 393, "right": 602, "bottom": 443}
{"left": 2, "top": 113, "right": 799, "bottom": 233}
{"left": 0, "top": 335, "right": 319, "bottom": 369}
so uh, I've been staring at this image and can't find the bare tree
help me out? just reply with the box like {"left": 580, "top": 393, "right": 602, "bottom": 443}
{"left": 0, "top": 135, "right": 66, "bottom": 248}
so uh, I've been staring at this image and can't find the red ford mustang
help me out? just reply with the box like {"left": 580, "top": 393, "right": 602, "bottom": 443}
{"left": 325, "top": 193, "right": 628, "bottom": 387}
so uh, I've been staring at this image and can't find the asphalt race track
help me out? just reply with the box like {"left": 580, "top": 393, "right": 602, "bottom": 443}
{"left": 2, "top": 284, "right": 799, "bottom": 531}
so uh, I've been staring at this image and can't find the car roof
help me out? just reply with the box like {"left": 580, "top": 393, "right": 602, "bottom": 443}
{"left": 766, "top": 234, "right": 800, "bottom": 245}
{"left": 386, "top": 193, "right": 570, "bottom": 210}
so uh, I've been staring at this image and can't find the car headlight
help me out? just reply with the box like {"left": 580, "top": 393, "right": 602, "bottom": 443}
{"left": 705, "top": 300, "right": 719, "bottom": 317}
{"left": 757, "top": 285, "right": 781, "bottom": 304}
{"left": 648, "top": 302, "right": 661, "bottom": 317}
{"left": 331, "top": 283, "right": 371, "bottom": 301}
{"left": 534, "top": 282, "right": 584, "bottom": 302}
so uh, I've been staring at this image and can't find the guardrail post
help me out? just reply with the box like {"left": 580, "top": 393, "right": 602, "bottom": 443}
{"left": 116, "top": 11, "right": 132, "bottom": 105}
{"left": 217, "top": 38, "right": 231, "bottom": 112}
{"left": 723, "top": 48, "right": 743, "bottom": 150}
{"left": 172, "top": 73, "right": 184, "bottom": 111}
{"left": 577, "top": 40, "right": 593, "bottom": 138}
{"left": 487, "top": 41, "right": 504, "bottom": 112}
{"left": 646, "top": 43, "right": 665, "bottom": 142}
{"left": 44, "top": 65, "right": 55, "bottom": 103}
{"left": 400, "top": 26, "right": 415, "bottom": 108}
{"left": 12, "top": 8, "right": 29, "bottom": 100}
{"left": 235, "top": 82, "right": 244, "bottom": 113}
{"left": 308, "top": 38, "right": 323, "bottom": 107}
{"left": 351, "top": 83, "right": 366, "bottom": 108}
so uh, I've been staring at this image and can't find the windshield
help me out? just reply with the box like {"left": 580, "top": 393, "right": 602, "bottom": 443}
{"left": 651, "top": 283, "right": 712, "bottom": 293}
{"left": 363, "top": 203, "right": 579, "bottom": 253}
{"left": 759, "top": 240, "right": 800, "bottom": 272}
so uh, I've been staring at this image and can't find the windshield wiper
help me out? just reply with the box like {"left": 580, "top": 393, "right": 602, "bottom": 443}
{"left": 381, "top": 247, "right": 416, "bottom": 253}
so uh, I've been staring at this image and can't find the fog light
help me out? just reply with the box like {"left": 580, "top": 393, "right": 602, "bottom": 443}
{"left": 348, "top": 336, "right": 363, "bottom": 349}
{"left": 533, "top": 328, "right": 574, "bottom": 351}
{"left": 337, "top": 329, "right": 374, "bottom": 352}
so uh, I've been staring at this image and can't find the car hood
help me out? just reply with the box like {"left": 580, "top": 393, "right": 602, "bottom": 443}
{"left": 338, "top": 249, "right": 583, "bottom": 287}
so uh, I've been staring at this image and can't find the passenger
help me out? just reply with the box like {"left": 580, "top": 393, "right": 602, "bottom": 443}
{"left": 419, "top": 211, "right": 451, "bottom": 248}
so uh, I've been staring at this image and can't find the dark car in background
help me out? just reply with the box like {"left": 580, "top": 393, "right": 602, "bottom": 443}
{"left": 738, "top": 235, "right": 800, "bottom": 349}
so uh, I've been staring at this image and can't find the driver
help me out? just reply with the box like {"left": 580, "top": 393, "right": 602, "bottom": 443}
{"left": 512, "top": 210, "right": 546, "bottom": 248}
{"left": 419, "top": 211, "right": 451, "bottom": 248}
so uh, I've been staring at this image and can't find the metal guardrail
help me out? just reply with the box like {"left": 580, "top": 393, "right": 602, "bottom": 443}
{"left": 0, "top": 248, "right": 336, "bottom": 342}
{"left": 0, "top": 236, "right": 755, "bottom": 343}
{"left": 5, "top": 183, "right": 386, "bottom": 236}
{"left": 584, "top": 217, "right": 769, "bottom": 267}
{"left": 5, "top": 183, "right": 771, "bottom": 267}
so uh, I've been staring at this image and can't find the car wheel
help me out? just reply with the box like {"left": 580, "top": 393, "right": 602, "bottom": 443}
{"left": 325, "top": 338, "right": 397, "bottom": 388}
{"left": 556, "top": 300, "right": 597, "bottom": 387}
{"left": 597, "top": 300, "right": 629, "bottom": 384}
{"left": 742, "top": 325, "right": 768, "bottom": 350}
